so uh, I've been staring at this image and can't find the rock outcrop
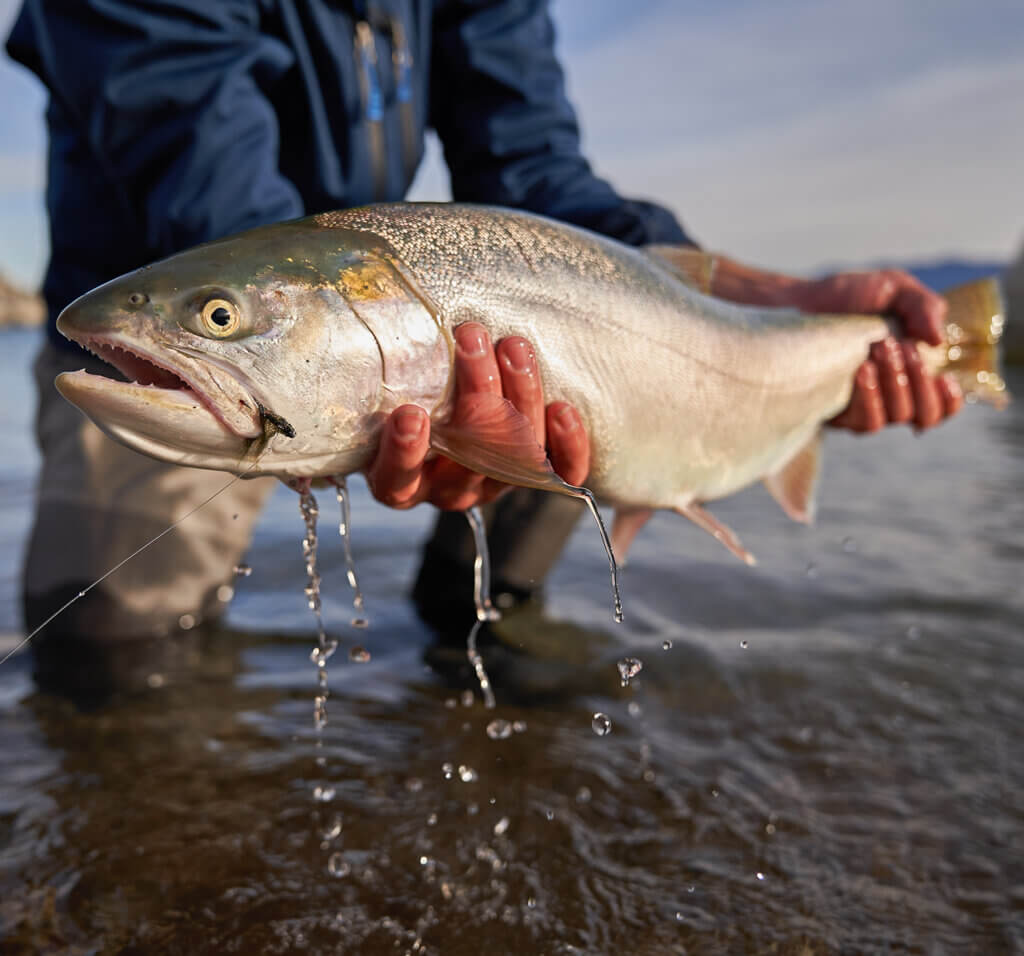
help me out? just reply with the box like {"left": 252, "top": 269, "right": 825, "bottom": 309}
{"left": 0, "top": 274, "right": 45, "bottom": 327}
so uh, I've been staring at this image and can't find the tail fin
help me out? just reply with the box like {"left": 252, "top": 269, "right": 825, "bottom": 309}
{"left": 928, "top": 278, "right": 1010, "bottom": 409}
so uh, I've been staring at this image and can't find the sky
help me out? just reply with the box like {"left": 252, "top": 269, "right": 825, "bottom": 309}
{"left": 1, "top": 0, "right": 1022, "bottom": 289}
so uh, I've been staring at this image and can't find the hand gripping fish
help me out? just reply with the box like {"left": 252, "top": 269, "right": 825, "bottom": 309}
{"left": 55, "top": 203, "right": 1008, "bottom": 583}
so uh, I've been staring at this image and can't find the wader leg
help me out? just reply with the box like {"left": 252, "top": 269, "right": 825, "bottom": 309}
{"left": 412, "top": 487, "right": 583, "bottom": 637}
{"left": 22, "top": 342, "right": 275, "bottom": 697}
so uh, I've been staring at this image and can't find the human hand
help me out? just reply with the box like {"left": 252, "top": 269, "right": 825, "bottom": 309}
{"left": 794, "top": 270, "right": 963, "bottom": 433}
{"left": 366, "top": 323, "right": 590, "bottom": 510}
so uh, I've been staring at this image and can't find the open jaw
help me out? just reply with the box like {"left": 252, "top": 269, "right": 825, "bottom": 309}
{"left": 55, "top": 332, "right": 261, "bottom": 469}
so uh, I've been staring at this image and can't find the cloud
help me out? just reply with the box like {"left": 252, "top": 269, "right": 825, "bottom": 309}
{"left": 548, "top": 0, "right": 1024, "bottom": 269}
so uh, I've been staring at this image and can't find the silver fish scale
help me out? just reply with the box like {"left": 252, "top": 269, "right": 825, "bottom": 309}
{"left": 314, "top": 204, "right": 886, "bottom": 508}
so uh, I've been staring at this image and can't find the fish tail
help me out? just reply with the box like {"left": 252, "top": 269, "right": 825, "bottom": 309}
{"left": 926, "top": 277, "right": 1010, "bottom": 409}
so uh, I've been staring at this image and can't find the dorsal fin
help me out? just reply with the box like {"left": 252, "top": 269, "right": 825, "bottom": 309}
{"left": 644, "top": 245, "right": 716, "bottom": 294}
{"left": 763, "top": 431, "right": 822, "bottom": 524}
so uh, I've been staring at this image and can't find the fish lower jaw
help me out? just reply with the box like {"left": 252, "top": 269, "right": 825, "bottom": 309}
{"left": 55, "top": 369, "right": 250, "bottom": 466}
{"left": 65, "top": 332, "right": 262, "bottom": 439}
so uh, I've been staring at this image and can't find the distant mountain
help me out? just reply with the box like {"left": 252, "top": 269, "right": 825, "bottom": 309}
{"left": 902, "top": 259, "right": 1005, "bottom": 292}
{"left": 0, "top": 274, "right": 44, "bottom": 327}
{"left": 816, "top": 258, "right": 1005, "bottom": 292}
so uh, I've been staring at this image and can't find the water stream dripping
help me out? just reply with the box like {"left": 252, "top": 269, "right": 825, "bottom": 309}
{"left": 568, "top": 487, "right": 623, "bottom": 623}
{"left": 296, "top": 481, "right": 334, "bottom": 781}
{"left": 331, "top": 476, "right": 369, "bottom": 629}
{"left": 464, "top": 506, "right": 501, "bottom": 710}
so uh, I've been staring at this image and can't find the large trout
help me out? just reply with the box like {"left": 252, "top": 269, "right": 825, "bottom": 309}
{"left": 55, "top": 202, "right": 1007, "bottom": 567}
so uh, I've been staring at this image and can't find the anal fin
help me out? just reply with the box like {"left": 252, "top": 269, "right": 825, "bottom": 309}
{"left": 763, "top": 431, "right": 822, "bottom": 524}
{"left": 675, "top": 502, "right": 757, "bottom": 566}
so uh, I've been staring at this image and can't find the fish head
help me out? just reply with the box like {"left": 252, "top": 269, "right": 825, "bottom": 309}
{"left": 55, "top": 221, "right": 393, "bottom": 478}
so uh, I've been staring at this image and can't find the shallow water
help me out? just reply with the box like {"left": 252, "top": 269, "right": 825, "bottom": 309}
{"left": 1, "top": 326, "right": 1022, "bottom": 954}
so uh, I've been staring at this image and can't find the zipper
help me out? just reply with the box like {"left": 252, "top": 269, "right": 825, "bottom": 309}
{"left": 354, "top": 19, "right": 387, "bottom": 201}
{"left": 388, "top": 14, "right": 418, "bottom": 186}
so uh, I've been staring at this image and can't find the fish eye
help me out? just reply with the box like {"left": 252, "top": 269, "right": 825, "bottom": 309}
{"left": 200, "top": 297, "right": 241, "bottom": 337}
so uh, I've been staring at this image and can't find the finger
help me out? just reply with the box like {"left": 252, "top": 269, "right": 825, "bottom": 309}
{"left": 830, "top": 361, "right": 885, "bottom": 433}
{"left": 900, "top": 341, "right": 942, "bottom": 430}
{"left": 453, "top": 322, "right": 502, "bottom": 403}
{"left": 366, "top": 405, "right": 430, "bottom": 508}
{"left": 418, "top": 451, "right": 487, "bottom": 510}
{"left": 938, "top": 374, "right": 964, "bottom": 419}
{"left": 416, "top": 322, "right": 503, "bottom": 510}
{"left": 496, "top": 336, "right": 546, "bottom": 447}
{"left": 546, "top": 402, "right": 590, "bottom": 486}
{"left": 870, "top": 337, "right": 913, "bottom": 424}
{"left": 891, "top": 280, "right": 946, "bottom": 346}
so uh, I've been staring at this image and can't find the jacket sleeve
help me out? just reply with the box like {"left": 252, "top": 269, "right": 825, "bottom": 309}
{"left": 429, "top": 0, "right": 695, "bottom": 247}
{"left": 7, "top": 0, "right": 303, "bottom": 257}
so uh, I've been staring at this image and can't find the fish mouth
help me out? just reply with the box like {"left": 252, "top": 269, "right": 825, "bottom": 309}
{"left": 59, "top": 331, "right": 263, "bottom": 440}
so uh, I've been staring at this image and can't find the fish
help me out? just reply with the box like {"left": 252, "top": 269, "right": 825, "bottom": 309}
{"left": 54, "top": 202, "right": 1008, "bottom": 568}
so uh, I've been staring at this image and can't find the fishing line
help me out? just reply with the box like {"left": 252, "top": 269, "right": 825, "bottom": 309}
{"left": 0, "top": 465, "right": 258, "bottom": 668}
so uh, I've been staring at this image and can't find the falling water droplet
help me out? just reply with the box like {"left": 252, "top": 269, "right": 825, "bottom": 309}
{"left": 327, "top": 853, "right": 350, "bottom": 877}
{"left": 662, "top": 640, "right": 673, "bottom": 651}
{"left": 313, "top": 785, "right": 336, "bottom": 803}
{"left": 512, "top": 720, "right": 528, "bottom": 734}
{"left": 349, "top": 645, "right": 370, "bottom": 663}
{"left": 458, "top": 764, "right": 478, "bottom": 783}
{"left": 591, "top": 712, "right": 612, "bottom": 736}
{"left": 233, "top": 563, "right": 253, "bottom": 577}
{"left": 321, "top": 814, "right": 343, "bottom": 840}
{"left": 493, "top": 816, "right": 510, "bottom": 836}
{"left": 616, "top": 656, "right": 643, "bottom": 686}
{"left": 756, "top": 871, "right": 765, "bottom": 881}
{"left": 441, "top": 762, "right": 454, "bottom": 780}
{"left": 461, "top": 690, "right": 475, "bottom": 708}
{"left": 575, "top": 786, "right": 592, "bottom": 804}
{"left": 740, "top": 640, "right": 749, "bottom": 649}
{"left": 486, "top": 719, "right": 513, "bottom": 740}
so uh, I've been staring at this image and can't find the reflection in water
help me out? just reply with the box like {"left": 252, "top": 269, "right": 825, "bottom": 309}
{"left": 1, "top": 331, "right": 1022, "bottom": 954}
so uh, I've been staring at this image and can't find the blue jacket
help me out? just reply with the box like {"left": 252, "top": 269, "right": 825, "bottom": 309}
{"left": 8, "top": 0, "right": 692, "bottom": 351}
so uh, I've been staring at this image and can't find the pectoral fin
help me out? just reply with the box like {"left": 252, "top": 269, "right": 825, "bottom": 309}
{"left": 429, "top": 393, "right": 575, "bottom": 494}
{"left": 675, "top": 502, "right": 757, "bottom": 566}
{"left": 763, "top": 431, "right": 822, "bottom": 524}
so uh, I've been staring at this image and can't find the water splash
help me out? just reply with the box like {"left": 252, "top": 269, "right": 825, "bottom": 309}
{"left": 464, "top": 507, "right": 501, "bottom": 710}
{"left": 591, "top": 713, "right": 612, "bottom": 736}
{"left": 331, "top": 476, "right": 369, "bottom": 629}
{"left": 617, "top": 656, "right": 643, "bottom": 687}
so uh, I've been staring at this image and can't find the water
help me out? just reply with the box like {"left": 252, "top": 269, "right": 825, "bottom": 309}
{"left": 2, "top": 325, "right": 1024, "bottom": 953}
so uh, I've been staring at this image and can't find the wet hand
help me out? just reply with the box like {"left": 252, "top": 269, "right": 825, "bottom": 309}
{"left": 366, "top": 323, "right": 590, "bottom": 510}
{"left": 794, "top": 270, "right": 963, "bottom": 433}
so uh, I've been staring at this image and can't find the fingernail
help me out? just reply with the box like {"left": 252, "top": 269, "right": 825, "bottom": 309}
{"left": 394, "top": 408, "right": 424, "bottom": 442}
{"left": 456, "top": 325, "right": 488, "bottom": 358}
{"left": 501, "top": 338, "right": 534, "bottom": 374}
{"left": 553, "top": 404, "right": 579, "bottom": 432}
